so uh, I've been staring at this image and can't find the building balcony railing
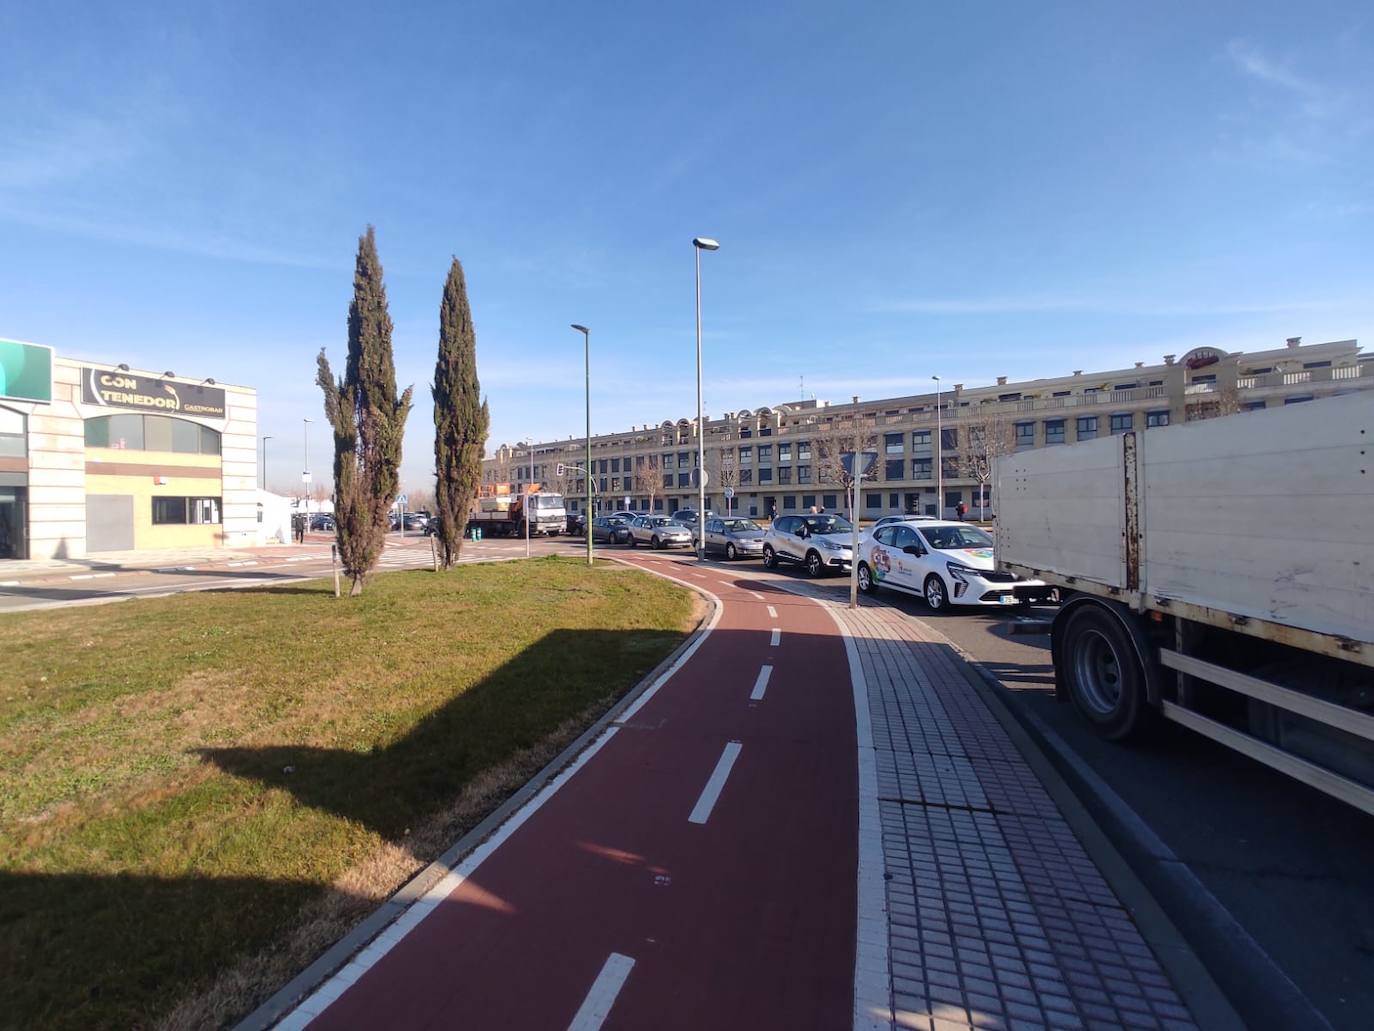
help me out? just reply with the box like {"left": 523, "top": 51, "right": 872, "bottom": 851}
{"left": 1237, "top": 364, "right": 1370, "bottom": 390}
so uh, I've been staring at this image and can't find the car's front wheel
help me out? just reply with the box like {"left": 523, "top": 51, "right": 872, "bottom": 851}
{"left": 651, "top": 536, "right": 662, "bottom": 550}
{"left": 923, "top": 574, "right": 949, "bottom": 612}
{"left": 626, "top": 535, "right": 636, "bottom": 548}
{"left": 762, "top": 545, "right": 777, "bottom": 569}
{"left": 805, "top": 551, "right": 824, "bottom": 578}
{"left": 858, "top": 562, "right": 877, "bottom": 594}
{"left": 725, "top": 543, "right": 737, "bottom": 561}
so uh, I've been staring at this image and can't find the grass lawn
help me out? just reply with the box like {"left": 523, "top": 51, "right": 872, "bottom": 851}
{"left": 0, "top": 556, "right": 695, "bottom": 1029}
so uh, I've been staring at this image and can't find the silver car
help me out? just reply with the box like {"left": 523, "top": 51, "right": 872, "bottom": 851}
{"left": 626, "top": 515, "right": 693, "bottom": 549}
{"left": 699, "top": 516, "right": 766, "bottom": 560}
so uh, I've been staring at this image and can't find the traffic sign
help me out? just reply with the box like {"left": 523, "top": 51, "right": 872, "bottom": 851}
{"left": 397, "top": 493, "right": 408, "bottom": 506}
{"left": 724, "top": 486, "right": 735, "bottom": 499}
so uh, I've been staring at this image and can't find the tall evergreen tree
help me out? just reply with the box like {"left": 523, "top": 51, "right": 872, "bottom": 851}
{"left": 432, "top": 257, "right": 489, "bottom": 568}
{"left": 317, "top": 226, "right": 413, "bottom": 595}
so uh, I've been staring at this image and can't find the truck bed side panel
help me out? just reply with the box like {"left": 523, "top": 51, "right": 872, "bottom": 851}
{"left": 996, "top": 434, "right": 1127, "bottom": 590}
{"left": 1140, "top": 392, "right": 1374, "bottom": 644}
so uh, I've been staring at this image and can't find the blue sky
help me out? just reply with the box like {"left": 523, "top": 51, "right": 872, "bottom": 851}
{"left": 2, "top": 2, "right": 1371, "bottom": 492}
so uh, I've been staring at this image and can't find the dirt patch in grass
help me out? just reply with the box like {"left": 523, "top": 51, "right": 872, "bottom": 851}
{"left": 0, "top": 557, "right": 696, "bottom": 1029}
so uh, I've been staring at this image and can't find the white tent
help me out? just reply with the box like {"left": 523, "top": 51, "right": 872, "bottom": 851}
{"left": 257, "top": 490, "right": 293, "bottom": 544}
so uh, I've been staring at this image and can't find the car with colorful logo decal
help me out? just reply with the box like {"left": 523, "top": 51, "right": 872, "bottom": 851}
{"left": 857, "top": 520, "right": 1052, "bottom": 611}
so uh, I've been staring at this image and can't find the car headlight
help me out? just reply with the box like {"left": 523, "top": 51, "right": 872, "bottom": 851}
{"left": 945, "top": 562, "right": 981, "bottom": 583}
{"left": 818, "top": 538, "right": 845, "bottom": 551}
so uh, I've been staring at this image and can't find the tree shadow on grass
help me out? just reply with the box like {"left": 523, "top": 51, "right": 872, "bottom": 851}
{"left": 2, "top": 627, "right": 685, "bottom": 1030}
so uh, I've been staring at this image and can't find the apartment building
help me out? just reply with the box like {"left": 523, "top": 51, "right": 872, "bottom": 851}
{"left": 484, "top": 337, "right": 1370, "bottom": 521}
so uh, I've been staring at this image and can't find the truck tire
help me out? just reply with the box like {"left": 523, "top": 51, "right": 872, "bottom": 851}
{"left": 1061, "top": 605, "right": 1148, "bottom": 740}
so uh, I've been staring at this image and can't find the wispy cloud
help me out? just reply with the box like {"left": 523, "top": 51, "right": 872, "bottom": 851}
{"left": 1225, "top": 39, "right": 1327, "bottom": 105}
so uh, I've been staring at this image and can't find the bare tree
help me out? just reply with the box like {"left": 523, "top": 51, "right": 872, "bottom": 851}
{"left": 633, "top": 454, "right": 663, "bottom": 513}
{"left": 813, "top": 413, "right": 878, "bottom": 520}
{"left": 961, "top": 403, "right": 1015, "bottom": 516}
{"left": 706, "top": 449, "right": 738, "bottom": 515}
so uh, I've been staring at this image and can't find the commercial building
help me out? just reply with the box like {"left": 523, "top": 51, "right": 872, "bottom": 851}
{"left": 0, "top": 338, "right": 258, "bottom": 560}
{"left": 485, "top": 337, "right": 1371, "bottom": 520}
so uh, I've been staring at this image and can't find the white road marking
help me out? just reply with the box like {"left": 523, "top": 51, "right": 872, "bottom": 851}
{"left": 750, "top": 664, "right": 772, "bottom": 701}
{"left": 226, "top": 560, "right": 259, "bottom": 568}
{"left": 767, "top": 605, "right": 777, "bottom": 618}
{"left": 688, "top": 741, "right": 742, "bottom": 825}
{"left": 747, "top": 591, "right": 764, "bottom": 601}
{"left": 769, "top": 628, "right": 781, "bottom": 647}
{"left": 567, "top": 952, "right": 636, "bottom": 1031}
{"left": 70, "top": 572, "right": 115, "bottom": 580}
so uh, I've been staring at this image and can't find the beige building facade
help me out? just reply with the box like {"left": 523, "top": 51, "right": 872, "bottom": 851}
{"left": 0, "top": 339, "right": 258, "bottom": 560}
{"left": 485, "top": 337, "right": 1371, "bottom": 521}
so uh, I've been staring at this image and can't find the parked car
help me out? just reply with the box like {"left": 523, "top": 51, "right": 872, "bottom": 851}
{"left": 591, "top": 515, "right": 632, "bottom": 544}
{"left": 762, "top": 513, "right": 855, "bottom": 577}
{"left": 566, "top": 512, "right": 586, "bottom": 535}
{"left": 670, "top": 508, "right": 715, "bottom": 529}
{"left": 626, "top": 515, "right": 693, "bottom": 549}
{"left": 609, "top": 510, "right": 642, "bottom": 522}
{"left": 858, "top": 520, "right": 1051, "bottom": 611}
{"left": 309, "top": 513, "right": 335, "bottom": 531}
{"left": 698, "top": 516, "right": 765, "bottom": 560}
{"left": 870, "top": 514, "right": 938, "bottom": 530}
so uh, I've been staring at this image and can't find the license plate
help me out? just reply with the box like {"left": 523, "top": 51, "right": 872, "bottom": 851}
{"left": 999, "top": 595, "right": 1017, "bottom": 605}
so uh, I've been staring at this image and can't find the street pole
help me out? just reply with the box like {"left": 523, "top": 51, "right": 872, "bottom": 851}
{"left": 525, "top": 438, "right": 532, "bottom": 559}
{"left": 572, "top": 324, "right": 592, "bottom": 566}
{"left": 261, "top": 435, "right": 271, "bottom": 490}
{"left": 850, "top": 459, "right": 861, "bottom": 609}
{"left": 302, "top": 418, "right": 311, "bottom": 522}
{"left": 932, "top": 375, "right": 942, "bottom": 518}
{"left": 693, "top": 237, "right": 719, "bottom": 561}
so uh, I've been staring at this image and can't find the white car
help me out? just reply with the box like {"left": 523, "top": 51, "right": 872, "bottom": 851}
{"left": 762, "top": 513, "right": 856, "bottom": 577}
{"left": 857, "top": 520, "right": 1052, "bottom": 611}
{"left": 626, "top": 515, "right": 693, "bottom": 549}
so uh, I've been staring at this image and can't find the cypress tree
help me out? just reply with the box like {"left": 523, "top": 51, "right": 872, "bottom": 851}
{"left": 317, "top": 226, "right": 413, "bottom": 595}
{"left": 432, "top": 257, "right": 489, "bottom": 568}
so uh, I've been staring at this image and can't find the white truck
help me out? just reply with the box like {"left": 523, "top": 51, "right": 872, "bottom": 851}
{"left": 468, "top": 488, "right": 566, "bottom": 537}
{"left": 995, "top": 392, "right": 1374, "bottom": 815}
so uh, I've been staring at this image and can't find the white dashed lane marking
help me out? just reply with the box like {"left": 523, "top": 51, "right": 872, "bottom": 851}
{"left": 688, "top": 742, "right": 743, "bottom": 825}
{"left": 750, "top": 665, "right": 772, "bottom": 702}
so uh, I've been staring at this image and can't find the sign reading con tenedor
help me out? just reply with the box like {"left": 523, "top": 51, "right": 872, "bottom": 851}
{"left": 82, "top": 367, "right": 226, "bottom": 418}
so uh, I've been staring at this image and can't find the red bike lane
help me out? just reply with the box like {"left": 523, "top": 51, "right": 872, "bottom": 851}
{"left": 301, "top": 555, "right": 858, "bottom": 1030}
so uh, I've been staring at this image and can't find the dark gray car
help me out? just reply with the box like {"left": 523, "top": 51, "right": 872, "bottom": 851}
{"left": 592, "top": 515, "right": 632, "bottom": 544}
{"left": 699, "top": 516, "right": 766, "bottom": 560}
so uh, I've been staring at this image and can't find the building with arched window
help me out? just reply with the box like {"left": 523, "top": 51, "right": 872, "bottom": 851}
{"left": 0, "top": 338, "right": 257, "bottom": 560}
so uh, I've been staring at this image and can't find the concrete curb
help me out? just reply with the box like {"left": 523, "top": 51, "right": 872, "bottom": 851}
{"left": 235, "top": 565, "right": 719, "bottom": 1031}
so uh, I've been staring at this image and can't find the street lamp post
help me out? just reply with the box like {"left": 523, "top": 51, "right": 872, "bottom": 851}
{"left": 693, "top": 237, "right": 719, "bottom": 561}
{"left": 524, "top": 437, "right": 533, "bottom": 560}
{"left": 932, "top": 376, "right": 942, "bottom": 518}
{"left": 302, "top": 418, "right": 312, "bottom": 520}
{"left": 571, "top": 324, "right": 592, "bottom": 566}
{"left": 262, "top": 435, "right": 271, "bottom": 490}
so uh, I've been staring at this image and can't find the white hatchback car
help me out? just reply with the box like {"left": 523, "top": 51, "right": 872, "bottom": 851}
{"left": 858, "top": 520, "right": 1051, "bottom": 610}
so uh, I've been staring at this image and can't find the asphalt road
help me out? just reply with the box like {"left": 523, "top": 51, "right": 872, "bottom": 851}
{"left": 718, "top": 554, "right": 1373, "bottom": 1031}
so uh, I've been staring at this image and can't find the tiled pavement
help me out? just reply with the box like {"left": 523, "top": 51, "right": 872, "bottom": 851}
{"left": 794, "top": 590, "right": 1199, "bottom": 1031}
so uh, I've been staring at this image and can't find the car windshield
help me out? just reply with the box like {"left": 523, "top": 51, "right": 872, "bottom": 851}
{"left": 804, "top": 515, "right": 853, "bottom": 535}
{"left": 532, "top": 495, "right": 563, "bottom": 509}
{"left": 663, "top": 520, "right": 688, "bottom": 529}
{"left": 920, "top": 525, "right": 994, "bottom": 550}
{"left": 647, "top": 516, "right": 672, "bottom": 527}
{"left": 721, "top": 519, "right": 761, "bottom": 532}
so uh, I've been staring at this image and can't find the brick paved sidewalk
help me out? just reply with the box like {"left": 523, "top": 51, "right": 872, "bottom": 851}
{"left": 800, "top": 592, "right": 1199, "bottom": 1031}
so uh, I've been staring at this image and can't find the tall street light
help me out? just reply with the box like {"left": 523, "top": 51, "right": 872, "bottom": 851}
{"left": 302, "top": 418, "right": 312, "bottom": 516}
{"left": 571, "top": 324, "right": 593, "bottom": 566}
{"left": 931, "top": 376, "right": 942, "bottom": 518}
{"left": 693, "top": 236, "right": 719, "bottom": 561}
{"left": 261, "top": 435, "right": 271, "bottom": 490}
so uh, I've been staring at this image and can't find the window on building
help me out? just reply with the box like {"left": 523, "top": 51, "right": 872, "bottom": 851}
{"left": 941, "top": 457, "right": 959, "bottom": 478}
{"left": 912, "top": 458, "right": 932, "bottom": 480}
{"left": 739, "top": 446, "right": 752, "bottom": 463}
{"left": 778, "top": 466, "right": 792, "bottom": 484}
{"left": 678, "top": 472, "right": 691, "bottom": 487}
{"left": 758, "top": 444, "right": 772, "bottom": 462}
{"left": 796, "top": 465, "right": 811, "bottom": 483}
{"left": 797, "top": 441, "right": 811, "bottom": 460}
{"left": 822, "top": 494, "right": 837, "bottom": 510}
{"left": 865, "top": 493, "right": 881, "bottom": 509}
{"left": 944, "top": 490, "right": 962, "bottom": 509}
{"left": 1110, "top": 413, "right": 1133, "bottom": 434}
{"left": 662, "top": 452, "right": 673, "bottom": 469}
{"left": 611, "top": 477, "right": 621, "bottom": 491}
{"left": 740, "top": 468, "right": 753, "bottom": 484}
{"left": 1284, "top": 395, "right": 1314, "bottom": 405}
{"left": 778, "top": 443, "right": 791, "bottom": 461}
{"left": 758, "top": 467, "right": 773, "bottom": 483}
{"left": 678, "top": 451, "right": 690, "bottom": 469}
{"left": 662, "top": 473, "right": 673, "bottom": 489}
{"left": 599, "top": 477, "right": 608, "bottom": 493}
{"left": 0, "top": 407, "right": 26, "bottom": 458}
{"left": 940, "top": 427, "right": 958, "bottom": 449}
{"left": 1044, "top": 419, "right": 1065, "bottom": 445}
{"left": 1303, "top": 361, "right": 1331, "bottom": 369}
{"left": 911, "top": 429, "right": 930, "bottom": 453}
{"left": 635, "top": 454, "right": 645, "bottom": 468}
{"left": 610, "top": 457, "right": 621, "bottom": 472}
{"left": 152, "top": 496, "right": 221, "bottom": 525}
{"left": 85, "top": 414, "right": 220, "bottom": 455}
{"left": 802, "top": 494, "right": 816, "bottom": 509}
{"left": 653, "top": 497, "right": 665, "bottom": 511}
{"left": 884, "top": 432, "right": 903, "bottom": 454}
{"left": 888, "top": 493, "right": 899, "bottom": 509}
{"left": 1248, "top": 367, "right": 1272, "bottom": 376}
{"left": 1243, "top": 401, "right": 1266, "bottom": 412}
{"left": 885, "top": 458, "right": 904, "bottom": 480}
{"left": 904, "top": 493, "right": 919, "bottom": 513}
{"left": 1114, "top": 382, "right": 1138, "bottom": 391}
{"left": 1014, "top": 422, "right": 1034, "bottom": 449}
{"left": 1053, "top": 390, "right": 1071, "bottom": 397}
{"left": 783, "top": 495, "right": 796, "bottom": 509}
{"left": 1077, "top": 416, "right": 1098, "bottom": 440}
{"left": 1146, "top": 410, "right": 1169, "bottom": 428}
{"left": 1192, "top": 373, "right": 1216, "bottom": 385}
